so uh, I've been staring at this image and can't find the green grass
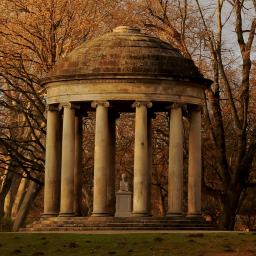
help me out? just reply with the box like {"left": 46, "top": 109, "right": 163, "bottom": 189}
{"left": 0, "top": 232, "right": 256, "bottom": 255}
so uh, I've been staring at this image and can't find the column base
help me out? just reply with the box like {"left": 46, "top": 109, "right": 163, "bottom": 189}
{"left": 132, "top": 212, "right": 149, "bottom": 217}
{"left": 58, "top": 212, "right": 75, "bottom": 218}
{"left": 42, "top": 212, "right": 59, "bottom": 217}
{"left": 74, "top": 213, "right": 83, "bottom": 217}
{"left": 166, "top": 212, "right": 184, "bottom": 217}
{"left": 186, "top": 212, "right": 203, "bottom": 219}
{"left": 91, "top": 212, "right": 109, "bottom": 217}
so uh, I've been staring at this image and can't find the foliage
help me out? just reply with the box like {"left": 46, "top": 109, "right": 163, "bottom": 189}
{"left": 123, "top": 0, "right": 256, "bottom": 231}
{"left": 0, "top": 0, "right": 122, "bottom": 230}
{"left": 1, "top": 217, "right": 14, "bottom": 232}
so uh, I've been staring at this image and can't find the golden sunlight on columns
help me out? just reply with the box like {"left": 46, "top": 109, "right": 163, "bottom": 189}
{"left": 147, "top": 112, "right": 155, "bottom": 216}
{"left": 132, "top": 101, "right": 152, "bottom": 217}
{"left": 59, "top": 103, "right": 79, "bottom": 217}
{"left": 187, "top": 106, "right": 203, "bottom": 218}
{"left": 166, "top": 103, "right": 186, "bottom": 217}
{"left": 43, "top": 105, "right": 62, "bottom": 217}
{"left": 91, "top": 101, "right": 110, "bottom": 217}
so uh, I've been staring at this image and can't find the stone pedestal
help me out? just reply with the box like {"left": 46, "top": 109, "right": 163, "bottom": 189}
{"left": 115, "top": 191, "right": 132, "bottom": 217}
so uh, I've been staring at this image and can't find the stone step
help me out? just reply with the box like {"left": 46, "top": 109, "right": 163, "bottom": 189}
{"left": 27, "top": 220, "right": 213, "bottom": 228}
{"left": 37, "top": 219, "right": 212, "bottom": 224}
{"left": 20, "top": 226, "right": 219, "bottom": 232}
{"left": 105, "top": 223, "right": 216, "bottom": 228}
{"left": 20, "top": 216, "right": 219, "bottom": 232}
{"left": 24, "top": 223, "right": 216, "bottom": 229}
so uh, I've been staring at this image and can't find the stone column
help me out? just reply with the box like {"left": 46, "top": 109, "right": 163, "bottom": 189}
{"left": 59, "top": 103, "right": 79, "bottom": 217}
{"left": 43, "top": 105, "right": 62, "bottom": 217}
{"left": 147, "top": 112, "right": 155, "bottom": 216}
{"left": 187, "top": 106, "right": 202, "bottom": 218}
{"left": 91, "top": 101, "right": 110, "bottom": 217}
{"left": 74, "top": 112, "right": 84, "bottom": 216}
{"left": 132, "top": 101, "right": 152, "bottom": 217}
{"left": 166, "top": 103, "right": 185, "bottom": 217}
{"left": 107, "top": 110, "right": 120, "bottom": 216}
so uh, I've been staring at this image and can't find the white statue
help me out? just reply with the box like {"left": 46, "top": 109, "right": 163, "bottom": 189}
{"left": 119, "top": 173, "right": 129, "bottom": 192}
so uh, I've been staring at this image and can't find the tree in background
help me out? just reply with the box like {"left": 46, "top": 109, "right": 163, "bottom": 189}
{"left": 0, "top": 0, "right": 122, "bottom": 231}
{"left": 125, "top": 0, "right": 256, "bottom": 230}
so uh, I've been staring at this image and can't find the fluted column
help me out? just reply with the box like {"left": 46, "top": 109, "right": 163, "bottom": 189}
{"left": 91, "top": 101, "right": 110, "bottom": 217}
{"left": 107, "top": 110, "right": 120, "bottom": 216}
{"left": 187, "top": 106, "right": 202, "bottom": 218}
{"left": 74, "top": 112, "right": 84, "bottom": 216}
{"left": 43, "top": 105, "right": 62, "bottom": 217}
{"left": 59, "top": 103, "right": 79, "bottom": 217}
{"left": 132, "top": 101, "right": 152, "bottom": 217}
{"left": 167, "top": 103, "right": 185, "bottom": 217}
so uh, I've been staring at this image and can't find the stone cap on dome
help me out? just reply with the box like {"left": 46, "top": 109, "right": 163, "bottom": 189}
{"left": 113, "top": 26, "right": 141, "bottom": 33}
{"left": 41, "top": 26, "right": 212, "bottom": 87}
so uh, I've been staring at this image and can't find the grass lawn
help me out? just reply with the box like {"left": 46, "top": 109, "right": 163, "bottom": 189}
{"left": 0, "top": 232, "right": 256, "bottom": 255}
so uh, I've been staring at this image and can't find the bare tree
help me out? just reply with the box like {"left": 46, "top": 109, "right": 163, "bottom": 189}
{"left": 0, "top": 0, "right": 122, "bottom": 230}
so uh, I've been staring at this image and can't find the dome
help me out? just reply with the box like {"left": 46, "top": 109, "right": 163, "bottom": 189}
{"left": 41, "top": 26, "right": 210, "bottom": 85}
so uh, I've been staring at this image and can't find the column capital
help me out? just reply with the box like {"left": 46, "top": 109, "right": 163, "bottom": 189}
{"left": 166, "top": 103, "right": 187, "bottom": 110}
{"left": 131, "top": 101, "right": 152, "bottom": 108}
{"left": 46, "top": 104, "right": 59, "bottom": 112}
{"left": 59, "top": 103, "right": 80, "bottom": 111}
{"left": 91, "top": 101, "right": 110, "bottom": 108}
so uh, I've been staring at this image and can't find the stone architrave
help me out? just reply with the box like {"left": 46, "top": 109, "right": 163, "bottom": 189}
{"left": 167, "top": 103, "right": 186, "bottom": 217}
{"left": 91, "top": 101, "right": 110, "bottom": 217}
{"left": 59, "top": 103, "right": 80, "bottom": 217}
{"left": 115, "top": 173, "right": 132, "bottom": 217}
{"left": 187, "top": 106, "right": 203, "bottom": 218}
{"left": 132, "top": 101, "right": 152, "bottom": 217}
{"left": 43, "top": 105, "right": 62, "bottom": 217}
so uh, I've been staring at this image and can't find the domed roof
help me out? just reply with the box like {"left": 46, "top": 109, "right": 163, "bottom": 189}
{"left": 41, "top": 26, "right": 210, "bottom": 86}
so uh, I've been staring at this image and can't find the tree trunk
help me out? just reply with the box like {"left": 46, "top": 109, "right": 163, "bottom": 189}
{"left": 0, "top": 170, "right": 15, "bottom": 231}
{"left": 82, "top": 188, "right": 92, "bottom": 216}
{"left": 158, "top": 187, "right": 166, "bottom": 216}
{"left": 11, "top": 174, "right": 29, "bottom": 220}
{"left": 219, "top": 189, "right": 241, "bottom": 230}
{"left": 12, "top": 179, "right": 42, "bottom": 232}
{"left": 4, "top": 173, "right": 18, "bottom": 218}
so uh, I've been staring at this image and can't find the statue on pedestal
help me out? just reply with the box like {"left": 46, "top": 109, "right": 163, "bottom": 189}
{"left": 115, "top": 173, "right": 132, "bottom": 217}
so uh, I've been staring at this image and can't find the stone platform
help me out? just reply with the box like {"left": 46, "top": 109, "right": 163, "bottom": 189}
{"left": 19, "top": 216, "right": 221, "bottom": 232}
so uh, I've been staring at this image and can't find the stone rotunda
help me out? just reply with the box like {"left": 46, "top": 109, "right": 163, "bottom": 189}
{"left": 22, "top": 26, "right": 217, "bottom": 231}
